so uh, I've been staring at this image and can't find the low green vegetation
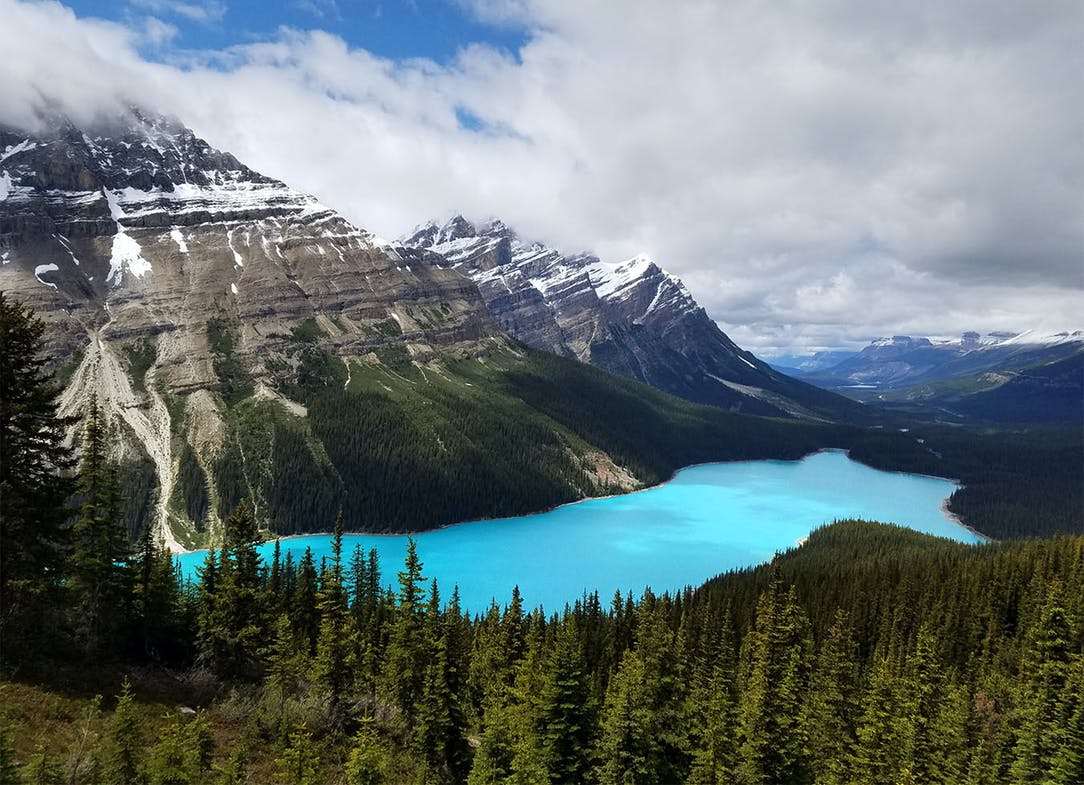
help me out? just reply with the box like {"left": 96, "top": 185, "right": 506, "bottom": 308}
{"left": 207, "top": 317, "right": 254, "bottom": 404}
{"left": 371, "top": 317, "right": 403, "bottom": 337}
{"left": 122, "top": 340, "right": 157, "bottom": 393}
{"left": 290, "top": 317, "right": 325, "bottom": 344}
{"left": 208, "top": 342, "right": 849, "bottom": 533}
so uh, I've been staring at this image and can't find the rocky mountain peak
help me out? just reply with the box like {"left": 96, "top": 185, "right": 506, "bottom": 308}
{"left": 1, "top": 107, "right": 273, "bottom": 196}
{"left": 480, "top": 218, "right": 517, "bottom": 241}
{"left": 2, "top": 108, "right": 502, "bottom": 548}
{"left": 399, "top": 215, "right": 856, "bottom": 421}
{"left": 438, "top": 214, "right": 478, "bottom": 243}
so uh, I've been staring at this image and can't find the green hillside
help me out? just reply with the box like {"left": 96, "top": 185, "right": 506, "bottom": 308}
{"left": 200, "top": 341, "right": 850, "bottom": 537}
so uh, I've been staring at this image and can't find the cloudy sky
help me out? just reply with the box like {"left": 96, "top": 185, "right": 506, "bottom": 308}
{"left": 2, "top": 0, "right": 1081, "bottom": 355}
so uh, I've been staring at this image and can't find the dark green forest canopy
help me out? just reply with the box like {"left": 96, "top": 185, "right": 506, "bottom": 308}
{"left": 200, "top": 341, "right": 1080, "bottom": 541}
{"left": 2, "top": 519, "right": 1082, "bottom": 785}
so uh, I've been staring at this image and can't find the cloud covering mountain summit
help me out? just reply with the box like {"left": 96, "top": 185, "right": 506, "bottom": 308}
{"left": 2, "top": 0, "right": 1080, "bottom": 353}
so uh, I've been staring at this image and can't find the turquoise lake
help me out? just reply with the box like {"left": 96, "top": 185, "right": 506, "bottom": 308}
{"left": 175, "top": 449, "right": 981, "bottom": 612}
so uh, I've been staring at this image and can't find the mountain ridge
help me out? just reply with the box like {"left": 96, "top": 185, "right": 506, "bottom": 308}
{"left": 1, "top": 110, "right": 856, "bottom": 549}
{"left": 785, "top": 330, "right": 1083, "bottom": 422}
{"left": 401, "top": 214, "right": 865, "bottom": 422}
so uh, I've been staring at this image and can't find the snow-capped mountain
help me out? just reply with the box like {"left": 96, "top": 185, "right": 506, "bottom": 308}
{"left": 402, "top": 216, "right": 861, "bottom": 420}
{"left": 796, "top": 330, "right": 1084, "bottom": 391}
{"left": 0, "top": 111, "right": 493, "bottom": 368}
{"left": 1, "top": 110, "right": 499, "bottom": 548}
{"left": 0, "top": 109, "right": 864, "bottom": 550}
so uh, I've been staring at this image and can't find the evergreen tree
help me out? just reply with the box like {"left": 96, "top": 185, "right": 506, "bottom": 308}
{"left": 1050, "top": 659, "right": 1084, "bottom": 785}
{"left": 964, "top": 685, "right": 1009, "bottom": 785}
{"left": 106, "top": 679, "right": 144, "bottom": 785}
{"left": 468, "top": 603, "right": 507, "bottom": 719}
{"left": 213, "top": 747, "right": 246, "bottom": 785}
{"left": 344, "top": 720, "right": 386, "bottom": 785}
{"left": 263, "top": 613, "right": 305, "bottom": 735}
{"left": 443, "top": 587, "right": 473, "bottom": 782}
{"left": 467, "top": 704, "right": 517, "bottom": 785}
{"left": 0, "top": 292, "right": 75, "bottom": 657}
{"left": 505, "top": 619, "right": 552, "bottom": 785}
{"left": 502, "top": 586, "right": 526, "bottom": 669}
{"left": 20, "top": 745, "right": 62, "bottom": 785}
{"left": 147, "top": 718, "right": 212, "bottom": 785}
{"left": 197, "top": 502, "right": 266, "bottom": 680}
{"left": 897, "top": 624, "right": 963, "bottom": 784}
{"left": 382, "top": 538, "right": 427, "bottom": 725}
{"left": 273, "top": 728, "right": 319, "bottom": 785}
{"left": 853, "top": 655, "right": 907, "bottom": 785}
{"left": 0, "top": 724, "right": 19, "bottom": 785}
{"left": 267, "top": 540, "right": 284, "bottom": 614}
{"left": 133, "top": 521, "right": 182, "bottom": 660}
{"left": 351, "top": 547, "right": 385, "bottom": 698}
{"left": 634, "top": 603, "right": 689, "bottom": 783}
{"left": 596, "top": 649, "right": 651, "bottom": 785}
{"left": 291, "top": 549, "right": 319, "bottom": 656}
{"left": 538, "top": 618, "right": 595, "bottom": 785}
{"left": 69, "top": 396, "right": 131, "bottom": 653}
{"left": 347, "top": 546, "right": 382, "bottom": 623}
{"left": 735, "top": 582, "right": 811, "bottom": 785}
{"left": 804, "top": 610, "right": 860, "bottom": 785}
{"left": 415, "top": 629, "right": 456, "bottom": 783}
{"left": 315, "top": 512, "right": 351, "bottom": 728}
{"left": 1009, "top": 593, "right": 1073, "bottom": 784}
{"left": 685, "top": 602, "right": 737, "bottom": 785}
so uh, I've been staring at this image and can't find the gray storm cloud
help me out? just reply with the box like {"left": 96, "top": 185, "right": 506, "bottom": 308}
{"left": 1, "top": 0, "right": 1080, "bottom": 354}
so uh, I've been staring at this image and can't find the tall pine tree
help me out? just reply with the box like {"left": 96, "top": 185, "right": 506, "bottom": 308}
{"left": 69, "top": 396, "right": 131, "bottom": 654}
{"left": 197, "top": 501, "right": 267, "bottom": 680}
{"left": 0, "top": 292, "right": 75, "bottom": 658}
{"left": 315, "top": 512, "right": 352, "bottom": 729}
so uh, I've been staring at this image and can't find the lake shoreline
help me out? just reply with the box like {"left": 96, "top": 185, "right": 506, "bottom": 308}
{"left": 175, "top": 450, "right": 981, "bottom": 609}
{"left": 941, "top": 498, "right": 993, "bottom": 543}
{"left": 181, "top": 448, "right": 838, "bottom": 555}
{"left": 176, "top": 447, "right": 979, "bottom": 557}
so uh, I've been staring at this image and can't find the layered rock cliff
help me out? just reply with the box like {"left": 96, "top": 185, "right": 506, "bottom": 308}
{"left": 1, "top": 111, "right": 502, "bottom": 548}
{"left": 402, "top": 216, "right": 860, "bottom": 420}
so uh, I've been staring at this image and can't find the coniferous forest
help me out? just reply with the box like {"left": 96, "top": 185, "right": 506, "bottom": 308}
{"left": 2, "top": 296, "right": 1083, "bottom": 784}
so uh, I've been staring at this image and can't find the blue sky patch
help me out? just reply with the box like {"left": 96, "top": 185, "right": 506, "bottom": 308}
{"left": 66, "top": 0, "right": 530, "bottom": 63}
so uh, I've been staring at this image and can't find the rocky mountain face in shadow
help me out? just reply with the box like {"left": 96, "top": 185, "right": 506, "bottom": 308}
{"left": 402, "top": 216, "right": 863, "bottom": 420}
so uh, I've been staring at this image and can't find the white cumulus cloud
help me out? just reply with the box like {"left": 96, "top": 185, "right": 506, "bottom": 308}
{"left": 1, "top": 0, "right": 1080, "bottom": 354}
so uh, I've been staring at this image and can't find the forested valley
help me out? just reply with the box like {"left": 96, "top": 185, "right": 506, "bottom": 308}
{"left": 2, "top": 296, "right": 1082, "bottom": 784}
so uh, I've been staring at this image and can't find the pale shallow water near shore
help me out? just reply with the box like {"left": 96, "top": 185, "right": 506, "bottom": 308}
{"left": 176, "top": 450, "right": 980, "bottom": 611}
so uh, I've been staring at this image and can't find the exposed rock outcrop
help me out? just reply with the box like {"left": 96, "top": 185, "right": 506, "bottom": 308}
{"left": 1, "top": 111, "right": 504, "bottom": 547}
{"left": 402, "top": 216, "right": 860, "bottom": 420}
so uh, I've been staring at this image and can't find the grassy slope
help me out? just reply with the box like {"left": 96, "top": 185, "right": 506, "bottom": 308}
{"left": 204, "top": 342, "right": 853, "bottom": 536}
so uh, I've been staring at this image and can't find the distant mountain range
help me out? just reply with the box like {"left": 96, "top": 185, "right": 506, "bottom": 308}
{"left": 778, "top": 331, "right": 1083, "bottom": 422}
{"left": 401, "top": 216, "right": 861, "bottom": 421}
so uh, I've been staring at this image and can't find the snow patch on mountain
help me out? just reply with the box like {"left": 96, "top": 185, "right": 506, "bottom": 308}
{"left": 34, "top": 263, "right": 59, "bottom": 289}
{"left": 170, "top": 228, "right": 188, "bottom": 253}
{"left": 0, "top": 139, "right": 36, "bottom": 165}
{"left": 587, "top": 254, "right": 656, "bottom": 300}
{"left": 104, "top": 189, "right": 152, "bottom": 284}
